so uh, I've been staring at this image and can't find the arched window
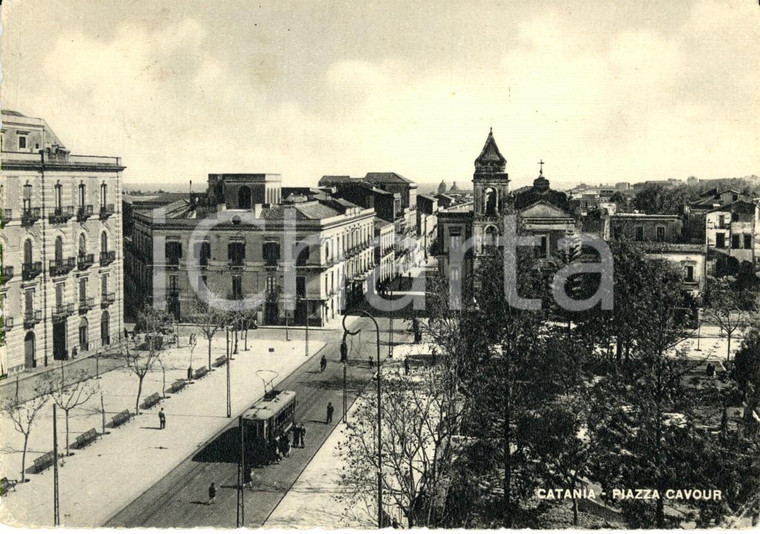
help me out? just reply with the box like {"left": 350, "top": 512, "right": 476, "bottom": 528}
{"left": 100, "top": 183, "right": 107, "bottom": 209}
{"left": 100, "top": 231, "right": 108, "bottom": 254}
{"left": 79, "top": 234, "right": 87, "bottom": 256}
{"left": 78, "top": 182, "right": 86, "bottom": 209}
{"left": 23, "top": 239, "right": 33, "bottom": 265}
{"left": 55, "top": 236, "right": 63, "bottom": 262}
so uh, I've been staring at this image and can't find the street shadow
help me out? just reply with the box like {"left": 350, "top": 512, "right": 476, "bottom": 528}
{"left": 189, "top": 501, "right": 208, "bottom": 506}
{"left": 140, "top": 426, "right": 162, "bottom": 430}
{"left": 299, "top": 375, "right": 366, "bottom": 393}
{"left": 192, "top": 428, "right": 241, "bottom": 464}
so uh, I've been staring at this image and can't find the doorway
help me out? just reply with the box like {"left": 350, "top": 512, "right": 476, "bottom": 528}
{"left": 53, "top": 321, "right": 67, "bottom": 360}
{"left": 24, "top": 332, "right": 36, "bottom": 369}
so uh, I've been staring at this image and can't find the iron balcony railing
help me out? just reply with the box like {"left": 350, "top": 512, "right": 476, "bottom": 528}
{"left": 22, "top": 261, "right": 43, "bottom": 281}
{"left": 52, "top": 303, "right": 75, "bottom": 322}
{"left": 49, "top": 257, "right": 76, "bottom": 277}
{"left": 229, "top": 257, "right": 245, "bottom": 269}
{"left": 24, "top": 310, "right": 42, "bottom": 329}
{"left": 99, "top": 203, "right": 115, "bottom": 220}
{"left": 79, "top": 297, "right": 95, "bottom": 314}
{"left": 101, "top": 292, "right": 115, "bottom": 307}
{"left": 100, "top": 250, "right": 116, "bottom": 267}
{"left": 78, "top": 253, "right": 94, "bottom": 270}
{"left": 49, "top": 206, "right": 74, "bottom": 224}
{"left": 77, "top": 204, "right": 94, "bottom": 222}
{"left": 3, "top": 265, "right": 14, "bottom": 281}
{"left": 22, "top": 207, "right": 41, "bottom": 228}
{"left": 4, "top": 316, "right": 14, "bottom": 330}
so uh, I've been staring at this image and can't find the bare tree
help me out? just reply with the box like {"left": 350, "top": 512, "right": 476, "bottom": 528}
{"left": 0, "top": 379, "right": 50, "bottom": 482}
{"left": 45, "top": 368, "right": 99, "bottom": 455}
{"left": 703, "top": 277, "right": 754, "bottom": 361}
{"left": 190, "top": 296, "right": 229, "bottom": 370}
{"left": 125, "top": 306, "right": 172, "bottom": 414}
{"left": 338, "top": 366, "right": 462, "bottom": 527}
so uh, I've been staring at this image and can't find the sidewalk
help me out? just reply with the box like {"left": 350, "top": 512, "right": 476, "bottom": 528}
{"left": 0, "top": 333, "right": 325, "bottom": 527}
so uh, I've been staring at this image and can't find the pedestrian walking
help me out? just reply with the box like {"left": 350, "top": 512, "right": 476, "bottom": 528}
{"left": 404, "top": 356, "right": 410, "bottom": 376}
{"left": 158, "top": 407, "right": 166, "bottom": 429}
{"left": 320, "top": 354, "right": 327, "bottom": 372}
{"left": 187, "top": 365, "right": 193, "bottom": 380}
{"left": 326, "top": 402, "right": 334, "bottom": 424}
{"left": 208, "top": 482, "right": 217, "bottom": 505}
{"left": 299, "top": 424, "right": 306, "bottom": 447}
{"left": 244, "top": 466, "right": 254, "bottom": 490}
{"left": 292, "top": 424, "right": 301, "bottom": 448}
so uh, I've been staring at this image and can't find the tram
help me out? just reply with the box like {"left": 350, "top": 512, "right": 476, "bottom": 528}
{"left": 240, "top": 390, "right": 297, "bottom": 465}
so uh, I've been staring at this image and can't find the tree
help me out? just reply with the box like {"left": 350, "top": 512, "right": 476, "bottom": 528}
{"left": 703, "top": 276, "right": 754, "bottom": 361}
{"left": 124, "top": 306, "right": 172, "bottom": 414}
{"left": 45, "top": 368, "right": 99, "bottom": 455}
{"left": 633, "top": 184, "right": 689, "bottom": 215}
{"left": 734, "top": 324, "right": 760, "bottom": 436}
{"left": 0, "top": 378, "right": 50, "bottom": 482}
{"left": 338, "top": 366, "right": 463, "bottom": 527}
{"left": 191, "top": 295, "right": 229, "bottom": 370}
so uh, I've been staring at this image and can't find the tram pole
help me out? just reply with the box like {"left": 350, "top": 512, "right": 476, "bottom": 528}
{"left": 53, "top": 404, "right": 60, "bottom": 526}
{"left": 389, "top": 288, "right": 393, "bottom": 359}
{"left": 226, "top": 327, "right": 232, "bottom": 418}
{"left": 343, "top": 362, "right": 347, "bottom": 424}
{"left": 342, "top": 312, "right": 382, "bottom": 528}
{"left": 305, "top": 294, "right": 309, "bottom": 358}
{"left": 237, "top": 415, "right": 245, "bottom": 527}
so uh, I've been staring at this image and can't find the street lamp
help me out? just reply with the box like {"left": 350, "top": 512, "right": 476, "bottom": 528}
{"left": 342, "top": 311, "right": 383, "bottom": 529}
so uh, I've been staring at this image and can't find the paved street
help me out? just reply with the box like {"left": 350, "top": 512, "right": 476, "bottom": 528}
{"left": 105, "top": 313, "right": 411, "bottom": 528}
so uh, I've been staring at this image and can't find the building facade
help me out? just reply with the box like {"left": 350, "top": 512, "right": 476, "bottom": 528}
{"left": 125, "top": 173, "right": 377, "bottom": 327}
{"left": 705, "top": 199, "right": 760, "bottom": 276}
{"left": 0, "top": 110, "right": 124, "bottom": 374}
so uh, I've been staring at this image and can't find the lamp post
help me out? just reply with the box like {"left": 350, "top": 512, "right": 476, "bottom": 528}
{"left": 388, "top": 287, "right": 394, "bottom": 359}
{"left": 226, "top": 326, "right": 232, "bottom": 418}
{"left": 695, "top": 307, "right": 702, "bottom": 352}
{"left": 342, "top": 311, "right": 383, "bottom": 529}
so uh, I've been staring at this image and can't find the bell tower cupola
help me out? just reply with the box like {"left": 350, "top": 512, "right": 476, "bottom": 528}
{"left": 473, "top": 128, "right": 510, "bottom": 219}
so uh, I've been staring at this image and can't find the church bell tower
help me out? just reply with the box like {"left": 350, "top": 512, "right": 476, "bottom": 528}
{"left": 472, "top": 129, "right": 510, "bottom": 253}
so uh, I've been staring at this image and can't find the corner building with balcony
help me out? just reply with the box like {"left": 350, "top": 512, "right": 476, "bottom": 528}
{"left": 125, "top": 173, "right": 377, "bottom": 326}
{"left": 0, "top": 110, "right": 125, "bottom": 374}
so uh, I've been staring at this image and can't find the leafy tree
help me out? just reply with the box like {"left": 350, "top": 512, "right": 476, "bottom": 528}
{"left": 633, "top": 184, "right": 689, "bottom": 215}
{"left": 191, "top": 295, "right": 230, "bottom": 370}
{"left": 124, "top": 306, "right": 172, "bottom": 413}
{"left": 0, "top": 378, "right": 50, "bottom": 482}
{"left": 734, "top": 325, "right": 760, "bottom": 436}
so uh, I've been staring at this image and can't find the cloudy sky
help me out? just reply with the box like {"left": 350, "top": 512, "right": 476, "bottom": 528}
{"left": 2, "top": 0, "right": 758, "bottom": 189}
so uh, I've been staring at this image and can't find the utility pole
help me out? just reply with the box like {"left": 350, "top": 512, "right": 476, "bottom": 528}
{"left": 226, "top": 328, "right": 232, "bottom": 418}
{"left": 237, "top": 415, "right": 245, "bottom": 527}
{"left": 53, "top": 404, "right": 60, "bottom": 526}
{"left": 305, "top": 294, "right": 310, "bottom": 358}
{"left": 343, "top": 362, "right": 347, "bottom": 423}
{"left": 695, "top": 307, "right": 702, "bottom": 351}
{"left": 389, "top": 287, "right": 394, "bottom": 359}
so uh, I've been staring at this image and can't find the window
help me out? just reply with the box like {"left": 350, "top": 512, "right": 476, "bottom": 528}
{"left": 100, "top": 183, "right": 107, "bottom": 209}
{"left": 716, "top": 233, "right": 726, "bottom": 249}
{"left": 55, "top": 183, "right": 62, "bottom": 211}
{"left": 79, "top": 234, "right": 87, "bottom": 256}
{"left": 539, "top": 236, "right": 549, "bottom": 257}
{"left": 294, "top": 242, "right": 309, "bottom": 266}
{"left": 656, "top": 226, "right": 665, "bottom": 242}
{"left": 56, "top": 283, "right": 64, "bottom": 307}
{"left": 101, "top": 231, "right": 109, "bottom": 254}
{"left": 732, "top": 212, "right": 740, "bottom": 222}
{"left": 23, "top": 183, "right": 32, "bottom": 212}
{"left": 55, "top": 236, "right": 63, "bottom": 262}
{"left": 263, "top": 242, "right": 280, "bottom": 265}
{"left": 232, "top": 275, "right": 243, "bottom": 299}
{"left": 78, "top": 183, "right": 86, "bottom": 209}
{"left": 25, "top": 290, "right": 34, "bottom": 314}
{"left": 23, "top": 239, "right": 33, "bottom": 265}
{"left": 101, "top": 274, "right": 108, "bottom": 297}
{"left": 732, "top": 234, "right": 741, "bottom": 249}
{"left": 448, "top": 228, "right": 462, "bottom": 252}
{"left": 165, "top": 241, "right": 181, "bottom": 265}
{"left": 296, "top": 276, "right": 306, "bottom": 298}
{"left": 228, "top": 242, "right": 246, "bottom": 266}
{"left": 718, "top": 215, "right": 726, "bottom": 228}
{"left": 266, "top": 275, "right": 277, "bottom": 293}
{"left": 169, "top": 274, "right": 179, "bottom": 292}
{"left": 685, "top": 265, "right": 695, "bottom": 283}
{"left": 79, "top": 278, "right": 88, "bottom": 302}
{"left": 197, "top": 241, "right": 211, "bottom": 265}
{"left": 18, "top": 135, "right": 27, "bottom": 150}
{"left": 634, "top": 227, "right": 644, "bottom": 241}
{"left": 744, "top": 234, "right": 752, "bottom": 249}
